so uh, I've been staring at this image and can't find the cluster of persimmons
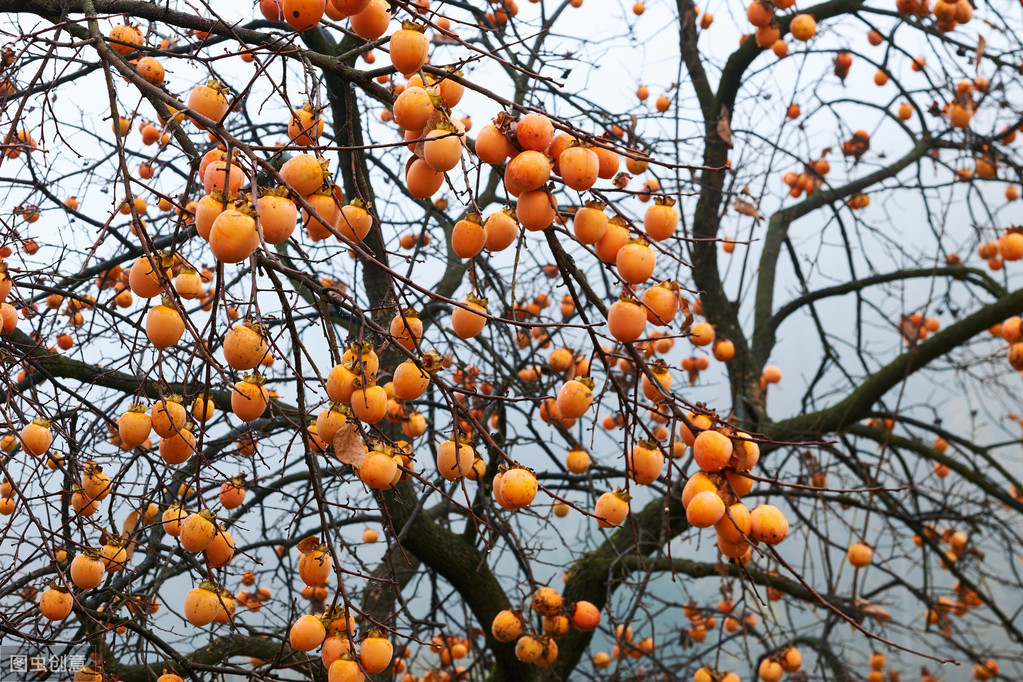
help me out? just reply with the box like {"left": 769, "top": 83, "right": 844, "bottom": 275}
{"left": 5, "top": 0, "right": 1015, "bottom": 678}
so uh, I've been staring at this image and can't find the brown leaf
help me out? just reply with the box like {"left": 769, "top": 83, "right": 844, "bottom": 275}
{"left": 976, "top": 35, "right": 985, "bottom": 70}
{"left": 678, "top": 296, "right": 694, "bottom": 332}
{"left": 733, "top": 198, "right": 763, "bottom": 220}
{"left": 296, "top": 536, "right": 320, "bottom": 555}
{"left": 333, "top": 420, "right": 366, "bottom": 468}
{"left": 121, "top": 510, "right": 141, "bottom": 562}
{"left": 121, "top": 510, "right": 141, "bottom": 539}
{"left": 717, "top": 107, "right": 733, "bottom": 148}
{"left": 853, "top": 597, "right": 892, "bottom": 622}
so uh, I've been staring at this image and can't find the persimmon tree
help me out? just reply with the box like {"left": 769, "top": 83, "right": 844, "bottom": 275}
{"left": 0, "top": 0, "right": 1022, "bottom": 680}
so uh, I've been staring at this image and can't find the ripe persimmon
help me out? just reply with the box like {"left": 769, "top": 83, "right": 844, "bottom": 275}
{"left": 20, "top": 418, "right": 52, "bottom": 457}
{"left": 758, "top": 659, "right": 784, "bottom": 682}
{"left": 219, "top": 479, "right": 246, "bottom": 509}
{"left": 617, "top": 239, "right": 656, "bottom": 284}
{"left": 789, "top": 13, "right": 816, "bottom": 40}
{"left": 288, "top": 103, "right": 324, "bottom": 145}
{"left": 39, "top": 586, "right": 74, "bottom": 621}
{"left": 559, "top": 145, "right": 599, "bottom": 191}
{"left": 151, "top": 396, "right": 186, "bottom": 438}
{"left": 281, "top": 0, "right": 326, "bottom": 31}
{"left": 714, "top": 339, "right": 735, "bottom": 361}
{"left": 116, "top": 404, "right": 151, "bottom": 449}
{"left": 231, "top": 374, "right": 270, "bottom": 422}
{"left": 594, "top": 489, "right": 630, "bottom": 527}
{"left": 594, "top": 217, "right": 630, "bottom": 263}
{"left": 255, "top": 191, "right": 298, "bottom": 243}
{"left": 184, "top": 583, "right": 220, "bottom": 626}
{"left": 607, "top": 298, "right": 646, "bottom": 343}
{"left": 693, "top": 430, "right": 732, "bottom": 472}
{"left": 188, "top": 79, "right": 230, "bottom": 126}
{"left": 475, "top": 124, "right": 516, "bottom": 164}
{"left": 715, "top": 502, "right": 752, "bottom": 543}
{"left": 566, "top": 448, "right": 591, "bottom": 473}
{"left": 210, "top": 209, "right": 260, "bottom": 263}
{"left": 406, "top": 157, "right": 444, "bottom": 198}
{"left": 557, "top": 377, "right": 594, "bottom": 419}
{"left": 451, "top": 213, "right": 486, "bottom": 259}
{"left": 847, "top": 542, "right": 874, "bottom": 567}
{"left": 451, "top": 295, "right": 487, "bottom": 339}
{"left": 689, "top": 321, "right": 715, "bottom": 346}
{"left": 180, "top": 510, "right": 218, "bottom": 552}
{"left": 159, "top": 425, "right": 196, "bottom": 464}
{"left": 516, "top": 189, "right": 558, "bottom": 231}
{"left": 436, "top": 437, "right": 474, "bottom": 480}
{"left": 162, "top": 504, "right": 186, "bottom": 537}
{"left": 749, "top": 504, "right": 789, "bottom": 544}
{"left": 350, "top": 381, "right": 387, "bottom": 424}
{"left": 517, "top": 113, "right": 555, "bottom": 151}
{"left": 393, "top": 86, "right": 434, "bottom": 131}
{"left": 223, "top": 322, "right": 269, "bottom": 370}
{"left": 359, "top": 632, "right": 394, "bottom": 673}
{"left": 390, "top": 22, "right": 429, "bottom": 76}
{"left": 572, "top": 201, "right": 609, "bottom": 243}
{"left": 626, "top": 441, "right": 664, "bottom": 484}
{"left": 479, "top": 210, "right": 518, "bottom": 252}
{"left": 424, "top": 127, "right": 464, "bottom": 172}
{"left": 506, "top": 150, "right": 553, "bottom": 193}
{"left": 129, "top": 255, "right": 165, "bottom": 299}
{"left": 146, "top": 299, "right": 185, "bottom": 349}
{"left": 687, "top": 490, "right": 726, "bottom": 527}
{"left": 643, "top": 197, "right": 679, "bottom": 241}
{"left": 205, "top": 529, "right": 235, "bottom": 568}
{"left": 350, "top": 0, "right": 390, "bottom": 38}
{"left": 638, "top": 282, "right": 678, "bottom": 326}
{"left": 70, "top": 552, "right": 105, "bottom": 589}
{"left": 492, "top": 609, "right": 523, "bottom": 642}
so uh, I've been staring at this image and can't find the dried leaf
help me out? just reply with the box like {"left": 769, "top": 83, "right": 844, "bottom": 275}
{"left": 678, "top": 296, "right": 694, "bottom": 332}
{"left": 121, "top": 510, "right": 140, "bottom": 539}
{"left": 853, "top": 597, "right": 892, "bottom": 622}
{"left": 733, "top": 198, "right": 763, "bottom": 220}
{"left": 717, "top": 107, "right": 733, "bottom": 148}
{"left": 333, "top": 420, "right": 366, "bottom": 468}
{"left": 976, "top": 35, "right": 985, "bottom": 69}
{"left": 296, "top": 536, "right": 320, "bottom": 555}
{"left": 121, "top": 511, "right": 141, "bottom": 562}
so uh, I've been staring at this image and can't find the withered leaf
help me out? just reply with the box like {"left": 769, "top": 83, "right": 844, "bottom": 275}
{"left": 333, "top": 420, "right": 366, "bottom": 468}
{"left": 976, "top": 35, "right": 985, "bottom": 69}
{"left": 717, "top": 107, "right": 733, "bottom": 148}
{"left": 733, "top": 198, "right": 763, "bottom": 220}
{"left": 121, "top": 510, "right": 140, "bottom": 539}
{"left": 121, "top": 510, "right": 141, "bottom": 562}
{"left": 296, "top": 535, "right": 321, "bottom": 555}
{"left": 853, "top": 597, "right": 892, "bottom": 622}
